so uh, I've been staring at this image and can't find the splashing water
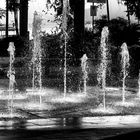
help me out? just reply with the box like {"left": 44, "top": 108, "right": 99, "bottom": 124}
{"left": 62, "top": 0, "right": 69, "bottom": 98}
{"left": 32, "top": 11, "right": 42, "bottom": 104}
{"left": 138, "top": 70, "right": 140, "bottom": 97}
{"left": 7, "top": 42, "right": 16, "bottom": 117}
{"left": 120, "top": 43, "right": 130, "bottom": 103}
{"left": 97, "top": 27, "right": 109, "bottom": 110}
{"left": 81, "top": 54, "right": 88, "bottom": 95}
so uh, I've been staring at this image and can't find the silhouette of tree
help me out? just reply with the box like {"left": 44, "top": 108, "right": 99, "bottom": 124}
{"left": 122, "top": 0, "right": 140, "bottom": 22}
{"left": 46, "top": 0, "right": 63, "bottom": 16}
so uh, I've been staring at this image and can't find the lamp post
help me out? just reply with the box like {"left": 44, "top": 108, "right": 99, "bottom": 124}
{"left": 92, "top": 2, "right": 95, "bottom": 30}
{"left": 6, "top": 0, "right": 9, "bottom": 38}
{"left": 106, "top": 0, "right": 110, "bottom": 22}
{"left": 87, "top": 0, "right": 108, "bottom": 25}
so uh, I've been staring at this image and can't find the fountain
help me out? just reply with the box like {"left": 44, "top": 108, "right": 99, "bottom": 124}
{"left": 137, "top": 70, "right": 140, "bottom": 97}
{"left": 0, "top": 0, "right": 140, "bottom": 129}
{"left": 62, "top": 0, "right": 69, "bottom": 98}
{"left": 32, "top": 11, "right": 43, "bottom": 104}
{"left": 7, "top": 42, "right": 16, "bottom": 117}
{"left": 114, "top": 43, "right": 135, "bottom": 107}
{"left": 90, "top": 27, "right": 118, "bottom": 114}
{"left": 81, "top": 54, "right": 88, "bottom": 95}
{"left": 97, "top": 26, "right": 109, "bottom": 110}
{"left": 120, "top": 43, "right": 130, "bottom": 103}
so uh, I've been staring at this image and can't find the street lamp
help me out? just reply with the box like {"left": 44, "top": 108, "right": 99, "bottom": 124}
{"left": 87, "top": 0, "right": 110, "bottom": 23}
{"left": 106, "top": 0, "right": 110, "bottom": 22}
{"left": 6, "top": 0, "right": 8, "bottom": 38}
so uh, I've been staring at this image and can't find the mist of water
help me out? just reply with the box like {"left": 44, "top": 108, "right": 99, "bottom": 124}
{"left": 97, "top": 26, "right": 109, "bottom": 110}
{"left": 62, "top": 0, "right": 69, "bottom": 98}
{"left": 7, "top": 42, "right": 16, "bottom": 117}
{"left": 81, "top": 54, "right": 88, "bottom": 95}
{"left": 32, "top": 11, "right": 43, "bottom": 104}
{"left": 138, "top": 70, "right": 140, "bottom": 97}
{"left": 120, "top": 43, "right": 130, "bottom": 103}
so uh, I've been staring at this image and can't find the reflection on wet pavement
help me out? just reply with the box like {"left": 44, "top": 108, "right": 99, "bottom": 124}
{"left": 1, "top": 115, "right": 140, "bottom": 130}
{"left": 0, "top": 116, "right": 140, "bottom": 140}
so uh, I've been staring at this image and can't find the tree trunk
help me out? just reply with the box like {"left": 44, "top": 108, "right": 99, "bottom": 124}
{"left": 71, "top": 0, "right": 85, "bottom": 66}
{"left": 20, "top": 0, "right": 28, "bottom": 39}
{"left": 69, "top": 0, "right": 85, "bottom": 92}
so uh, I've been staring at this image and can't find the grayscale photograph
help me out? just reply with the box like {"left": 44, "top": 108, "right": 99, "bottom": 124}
{"left": 0, "top": 0, "right": 140, "bottom": 139}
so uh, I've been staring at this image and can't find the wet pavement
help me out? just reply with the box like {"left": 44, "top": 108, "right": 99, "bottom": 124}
{"left": 0, "top": 116, "right": 140, "bottom": 139}
{"left": 0, "top": 87, "right": 140, "bottom": 139}
{"left": 0, "top": 128, "right": 139, "bottom": 140}
{"left": 1, "top": 115, "right": 140, "bottom": 130}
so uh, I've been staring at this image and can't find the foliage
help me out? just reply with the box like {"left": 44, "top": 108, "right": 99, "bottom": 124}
{"left": 0, "top": 8, "right": 6, "bottom": 19}
{"left": 94, "top": 15, "right": 140, "bottom": 77}
{"left": 41, "top": 16, "right": 139, "bottom": 64}
{"left": 46, "top": 0, "right": 63, "bottom": 16}
{"left": 122, "top": 0, "right": 140, "bottom": 20}
{"left": 8, "top": 0, "right": 20, "bottom": 11}
{"left": 108, "top": 17, "right": 128, "bottom": 46}
{"left": 110, "top": 18, "right": 139, "bottom": 46}
{"left": 94, "top": 15, "right": 108, "bottom": 33}
{"left": 84, "top": 28, "right": 100, "bottom": 61}
{"left": 46, "top": 0, "right": 73, "bottom": 32}
{"left": 41, "top": 33, "right": 62, "bottom": 65}
{"left": 95, "top": 16, "right": 139, "bottom": 46}
{"left": 46, "top": 0, "right": 104, "bottom": 17}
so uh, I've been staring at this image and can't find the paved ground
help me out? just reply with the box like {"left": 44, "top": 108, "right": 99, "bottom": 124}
{"left": 0, "top": 115, "right": 140, "bottom": 139}
{"left": 0, "top": 78, "right": 140, "bottom": 139}
{"left": 0, "top": 125, "right": 140, "bottom": 140}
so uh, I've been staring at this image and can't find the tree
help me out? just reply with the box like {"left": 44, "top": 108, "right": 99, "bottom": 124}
{"left": 46, "top": 0, "right": 63, "bottom": 16}
{"left": 122, "top": 0, "right": 140, "bottom": 23}
{"left": 20, "top": 0, "right": 29, "bottom": 38}
{"left": 46, "top": 0, "right": 85, "bottom": 66}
